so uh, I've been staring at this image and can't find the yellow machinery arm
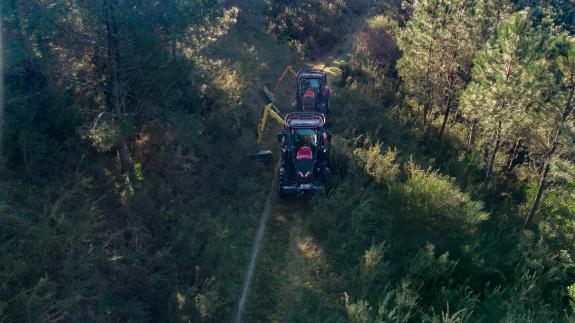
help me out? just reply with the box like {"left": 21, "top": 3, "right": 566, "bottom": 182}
{"left": 257, "top": 103, "right": 285, "bottom": 144}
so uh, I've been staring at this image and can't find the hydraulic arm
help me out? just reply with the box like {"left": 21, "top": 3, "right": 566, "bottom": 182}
{"left": 274, "top": 65, "right": 298, "bottom": 92}
{"left": 257, "top": 103, "right": 285, "bottom": 144}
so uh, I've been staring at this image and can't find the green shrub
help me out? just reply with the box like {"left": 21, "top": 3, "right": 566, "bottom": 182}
{"left": 266, "top": 0, "right": 370, "bottom": 56}
{"left": 392, "top": 161, "right": 489, "bottom": 242}
{"left": 355, "top": 143, "right": 401, "bottom": 188}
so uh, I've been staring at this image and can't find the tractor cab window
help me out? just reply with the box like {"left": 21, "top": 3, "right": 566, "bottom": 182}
{"left": 300, "top": 78, "right": 321, "bottom": 92}
{"left": 308, "top": 78, "right": 320, "bottom": 90}
{"left": 292, "top": 129, "right": 318, "bottom": 149}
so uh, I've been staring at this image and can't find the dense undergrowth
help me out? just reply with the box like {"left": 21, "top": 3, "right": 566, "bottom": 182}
{"left": 288, "top": 1, "right": 575, "bottom": 321}
{"left": 1, "top": 1, "right": 297, "bottom": 321}
{"left": 266, "top": 0, "right": 372, "bottom": 58}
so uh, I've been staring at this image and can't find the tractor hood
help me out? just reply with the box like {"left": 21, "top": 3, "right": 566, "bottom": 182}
{"left": 295, "top": 146, "right": 314, "bottom": 180}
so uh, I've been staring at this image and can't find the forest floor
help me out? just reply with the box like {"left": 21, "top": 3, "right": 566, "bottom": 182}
{"left": 239, "top": 6, "right": 377, "bottom": 322}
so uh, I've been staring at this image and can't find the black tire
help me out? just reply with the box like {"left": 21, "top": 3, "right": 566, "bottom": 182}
{"left": 277, "top": 168, "right": 286, "bottom": 198}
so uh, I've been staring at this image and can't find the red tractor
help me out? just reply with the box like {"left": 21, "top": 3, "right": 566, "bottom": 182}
{"left": 265, "top": 67, "right": 332, "bottom": 114}
{"left": 295, "top": 70, "right": 331, "bottom": 114}
{"left": 277, "top": 112, "right": 331, "bottom": 196}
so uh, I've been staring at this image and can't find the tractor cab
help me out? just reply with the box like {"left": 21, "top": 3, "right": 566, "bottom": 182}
{"left": 295, "top": 70, "right": 331, "bottom": 114}
{"left": 277, "top": 112, "right": 331, "bottom": 196}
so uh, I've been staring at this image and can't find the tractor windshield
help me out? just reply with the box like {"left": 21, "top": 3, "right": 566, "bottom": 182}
{"left": 308, "top": 78, "right": 320, "bottom": 89}
{"left": 300, "top": 78, "right": 321, "bottom": 92}
{"left": 292, "top": 129, "right": 318, "bottom": 148}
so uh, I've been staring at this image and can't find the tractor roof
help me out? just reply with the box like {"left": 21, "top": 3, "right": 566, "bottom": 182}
{"left": 285, "top": 112, "right": 325, "bottom": 129}
{"left": 297, "top": 70, "right": 326, "bottom": 79}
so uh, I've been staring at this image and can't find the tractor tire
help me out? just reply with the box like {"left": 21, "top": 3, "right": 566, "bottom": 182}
{"left": 277, "top": 168, "right": 286, "bottom": 198}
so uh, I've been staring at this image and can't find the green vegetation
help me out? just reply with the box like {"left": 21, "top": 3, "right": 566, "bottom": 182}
{"left": 266, "top": 0, "right": 371, "bottom": 57}
{"left": 1, "top": 0, "right": 288, "bottom": 321}
{"left": 2, "top": 0, "right": 575, "bottom": 322}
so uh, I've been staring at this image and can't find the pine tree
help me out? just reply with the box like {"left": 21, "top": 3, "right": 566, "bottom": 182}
{"left": 397, "top": 0, "right": 444, "bottom": 127}
{"left": 435, "top": 0, "right": 482, "bottom": 142}
{"left": 524, "top": 34, "right": 575, "bottom": 226}
{"left": 397, "top": 0, "right": 490, "bottom": 142}
{"left": 460, "top": 10, "right": 548, "bottom": 191}
{"left": 475, "top": 0, "right": 515, "bottom": 39}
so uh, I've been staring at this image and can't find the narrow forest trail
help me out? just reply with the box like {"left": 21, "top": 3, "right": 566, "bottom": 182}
{"left": 235, "top": 6, "right": 377, "bottom": 322}
{"left": 233, "top": 159, "right": 279, "bottom": 323}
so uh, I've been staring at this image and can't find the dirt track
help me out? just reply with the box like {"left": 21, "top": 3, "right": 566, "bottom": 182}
{"left": 233, "top": 159, "right": 278, "bottom": 323}
{"left": 233, "top": 6, "right": 377, "bottom": 321}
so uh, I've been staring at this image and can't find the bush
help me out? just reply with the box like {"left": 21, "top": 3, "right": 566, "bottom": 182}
{"left": 392, "top": 161, "right": 489, "bottom": 245}
{"left": 266, "top": 0, "right": 370, "bottom": 57}
{"left": 355, "top": 143, "right": 401, "bottom": 188}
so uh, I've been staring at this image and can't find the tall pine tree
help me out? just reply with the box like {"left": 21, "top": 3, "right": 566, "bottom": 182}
{"left": 397, "top": 0, "right": 443, "bottom": 127}
{"left": 525, "top": 34, "right": 575, "bottom": 226}
{"left": 460, "top": 10, "right": 548, "bottom": 191}
{"left": 398, "top": 0, "right": 497, "bottom": 143}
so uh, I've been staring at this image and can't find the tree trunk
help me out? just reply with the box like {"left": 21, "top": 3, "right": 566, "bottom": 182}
{"left": 482, "top": 143, "right": 490, "bottom": 167}
{"left": 451, "top": 104, "right": 460, "bottom": 125}
{"left": 524, "top": 158, "right": 551, "bottom": 227}
{"left": 525, "top": 83, "right": 574, "bottom": 226}
{"left": 438, "top": 51, "right": 457, "bottom": 143}
{"left": 422, "top": 40, "right": 434, "bottom": 127}
{"left": 483, "top": 123, "right": 501, "bottom": 191}
{"left": 104, "top": 0, "right": 131, "bottom": 175}
{"left": 438, "top": 93, "right": 453, "bottom": 143}
{"left": 467, "top": 119, "right": 476, "bottom": 152}
{"left": 505, "top": 139, "right": 521, "bottom": 173}
{"left": 524, "top": 132, "right": 558, "bottom": 227}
